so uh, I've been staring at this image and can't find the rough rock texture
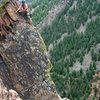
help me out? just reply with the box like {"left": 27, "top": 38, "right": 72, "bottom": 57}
{"left": 0, "top": 78, "right": 22, "bottom": 100}
{"left": 0, "top": 0, "right": 62, "bottom": 99}
{"left": 87, "top": 71, "right": 100, "bottom": 100}
{"left": 0, "top": 21, "right": 61, "bottom": 100}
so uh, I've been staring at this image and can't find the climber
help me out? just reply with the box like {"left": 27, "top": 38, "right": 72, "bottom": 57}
{"left": 16, "top": 0, "right": 28, "bottom": 12}
{"left": 16, "top": 0, "right": 33, "bottom": 25}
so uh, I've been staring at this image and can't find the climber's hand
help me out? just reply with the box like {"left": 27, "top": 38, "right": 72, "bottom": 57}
{"left": 16, "top": 10, "right": 18, "bottom": 13}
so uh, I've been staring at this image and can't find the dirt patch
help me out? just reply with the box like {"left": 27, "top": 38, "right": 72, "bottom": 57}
{"left": 88, "top": 72, "right": 100, "bottom": 100}
{"left": 70, "top": 52, "right": 92, "bottom": 72}
{"left": 93, "top": 43, "right": 100, "bottom": 71}
{"left": 97, "top": 0, "right": 100, "bottom": 3}
{"left": 68, "top": 1, "right": 77, "bottom": 12}
{"left": 57, "top": 33, "right": 68, "bottom": 45}
{"left": 76, "top": 16, "right": 98, "bottom": 33}
{"left": 48, "top": 33, "right": 68, "bottom": 53}
{"left": 31, "top": 6, "right": 39, "bottom": 13}
{"left": 76, "top": 23, "right": 86, "bottom": 33}
{"left": 48, "top": 43, "right": 54, "bottom": 53}
{"left": 96, "top": 61, "right": 100, "bottom": 70}
{"left": 37, "top": 0, "right": 67, "bottom": 33}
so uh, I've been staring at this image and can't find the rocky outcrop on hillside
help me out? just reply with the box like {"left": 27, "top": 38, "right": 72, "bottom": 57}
{"left": 0, "top": 78, "right": 22, "bottom": 100}
{"left": 0, "top": 22, "right": 61, "bottom": 100}
{"left": 88, "top": 71, "right": 100, "bottom": 100}
{"left": 0, "top": 0, "right": 61, "bottom": 100}
{"left": 37, "top": 0, "right": 67, "bottom": 33}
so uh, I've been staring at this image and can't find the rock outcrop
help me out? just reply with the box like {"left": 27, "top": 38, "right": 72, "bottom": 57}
{"left": 0, "top": 0, "right": 61, "bottom": 100}
{"left": 0, "top": 78, "right": 22, "bottom": 100}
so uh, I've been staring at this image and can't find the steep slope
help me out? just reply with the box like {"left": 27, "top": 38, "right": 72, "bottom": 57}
{"left": 41, "top": 0, "right": 100, "bottom": 99}
{"left": 0, "top": 22, "right": 58, "bottom": 100}
{"left": 0, "top": 0, "right": 62, "bottom": 100}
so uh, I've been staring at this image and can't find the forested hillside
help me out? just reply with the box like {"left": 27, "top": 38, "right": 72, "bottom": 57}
{"left": 31, "top": 0, "right": 60, "bottom": 25}
{"left": 41, "top": 0, "right": 100, "bottom": 99}
{"left": 0, "top": 0, "right": 62, "bottom": 100}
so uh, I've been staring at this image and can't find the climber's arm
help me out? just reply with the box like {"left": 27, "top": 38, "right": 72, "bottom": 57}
{"left": 16, "top": 5, "right": 22, "bottom": 13}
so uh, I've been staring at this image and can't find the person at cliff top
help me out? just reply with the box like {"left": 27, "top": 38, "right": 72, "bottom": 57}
{"left": 16, "top": 0, "right": 28, "bottom": 13}
{"left": 16, "top": 0, "right": 33, "bottom": 25}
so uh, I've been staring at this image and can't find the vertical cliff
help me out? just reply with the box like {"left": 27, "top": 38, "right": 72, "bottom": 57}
{"left": 0, "top": 0, "right": 61, "bottom": 100}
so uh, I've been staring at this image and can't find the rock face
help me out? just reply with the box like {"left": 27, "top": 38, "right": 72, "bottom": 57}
{"left": 0, "top": 0, "right": 61, "bottom": 100}
{"left": 0, "top": 21, "right": 61, "bottom": 100}
{"left": 0, "top": 78, "right": 22, "bottom": 100}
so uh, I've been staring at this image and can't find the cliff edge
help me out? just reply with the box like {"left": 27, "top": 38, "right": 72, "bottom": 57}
{"left": 0, "top": 0, "right": 61, "bottom": 100}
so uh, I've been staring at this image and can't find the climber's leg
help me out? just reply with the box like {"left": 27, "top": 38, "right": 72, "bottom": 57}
{"left": 26, "top": 16, "right": 33, "bottom": 26}
{"left": 23, "top": 10, "right": 33, "bottom": 26}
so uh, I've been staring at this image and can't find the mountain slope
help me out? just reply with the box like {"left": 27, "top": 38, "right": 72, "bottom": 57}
{"left": 31, "top": 0, "right": 60, "bottom": 25}
{"left": 37, "top": 0, "right": 67, "bottom": 33}
{"left": 41, "top": 0, "right": 100, "bottom": 99}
